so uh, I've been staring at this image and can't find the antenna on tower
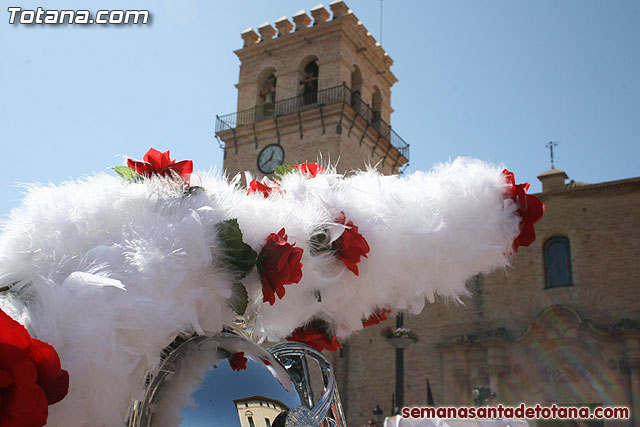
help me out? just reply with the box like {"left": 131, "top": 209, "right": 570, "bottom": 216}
{"left": 545, "top": 141, "right": 558, "bottom": 169}
{"left": 380, "top": 0, "right": 383, "bottom": 45}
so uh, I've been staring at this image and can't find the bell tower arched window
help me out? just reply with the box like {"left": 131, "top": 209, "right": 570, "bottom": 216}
{"left": 350, "top": 65, "right": 363, "bottom": 114}
{"left": 544, "top": 236, "right": 573, "bottom": 288}
{"left": 372, "top": 86, "right": 382, "bottom": 131}
{"left": 299, "top": 58, "right": 319, "bottom": 105}
{"left": 257, "top": 68, "right": 277, "bottom": 118}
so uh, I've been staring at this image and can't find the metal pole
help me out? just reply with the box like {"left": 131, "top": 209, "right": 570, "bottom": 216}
{"left": 395, "top": 313, "right": 404, "bottom": 413}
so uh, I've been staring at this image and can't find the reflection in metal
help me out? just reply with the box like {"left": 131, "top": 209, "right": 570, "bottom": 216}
{"left": 128, "top": 332, "right": 347, "bottom": 427}
{"left": 285, "top": 406, "right": 322, "bottom": 427}
{"left": 270, "top": 342, "right": 347, "bottom": 427}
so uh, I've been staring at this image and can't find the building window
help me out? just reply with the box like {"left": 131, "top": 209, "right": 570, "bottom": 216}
{"left": 300, "top": 59, "right": 319, "bottom": 105}
{"left": 544, "top": 236, "right": 573, "bottom": 288}
{"left": 248, "top": 416, "right": 255, "bottom": 427}
{"left": 257, "top": 67, "right": 277, "bottom": 119}
{"left": 371, "top": 86, "right": 382, "bottom": 132}
{"left": 265, "top": 418, "right": 271, "bottom": 427}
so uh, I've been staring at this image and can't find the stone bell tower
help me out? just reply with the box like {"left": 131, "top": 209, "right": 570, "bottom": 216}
{"left": 215, "top": 1, "right": 409, "bottom": 178}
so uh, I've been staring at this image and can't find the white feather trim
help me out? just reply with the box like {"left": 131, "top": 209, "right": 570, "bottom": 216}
{"left": 0, "top": 157, "right": 519, "bottom": 425}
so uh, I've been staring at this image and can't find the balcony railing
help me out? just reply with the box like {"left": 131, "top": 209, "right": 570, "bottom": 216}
{"left": 215, "top": 84, "right": 409, "bottom": 161}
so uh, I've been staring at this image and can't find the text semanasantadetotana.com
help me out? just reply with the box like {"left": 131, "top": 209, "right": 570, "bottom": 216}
{"left": 401, "top": 403, "right": 629, "bottom": 420}
{"left": 8, "top": 7, "right": 150, "bottom": 25}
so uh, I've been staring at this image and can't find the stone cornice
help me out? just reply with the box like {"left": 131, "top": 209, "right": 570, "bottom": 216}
{"left": 233, "top": 2, "right": 397, "bottom": 86}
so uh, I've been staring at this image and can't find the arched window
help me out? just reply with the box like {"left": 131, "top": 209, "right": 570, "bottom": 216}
{"left": 371, "top": 86, "right": 382, "bottom": 131}
{"left": 350, "top": 65, "right": 363, "bottom": 114}
{"left": 299, "top": 58, "right": 319, "bottom": 105}
{"left": 544, "top": 236, "right": 573, "bottom": 288}
{"left": 257, "top": 67, "right": 277, "bottom": 118}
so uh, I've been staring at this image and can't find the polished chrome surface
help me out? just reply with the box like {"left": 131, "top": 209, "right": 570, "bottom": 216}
{"left": 129, "top": 332, "right": 348, "bottom": 427}
{"left": 269, "top": 342, "right": 347, "bottom": 427}
{"left": 132, "top": 333, "right": 302, "bottom": 427}
{"left": 285, "top": 406, "right": 322, "bottom": 427}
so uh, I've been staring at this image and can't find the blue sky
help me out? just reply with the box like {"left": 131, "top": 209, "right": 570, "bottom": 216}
{"left": 1, "top": 0, "right": 638, "bottom": 218}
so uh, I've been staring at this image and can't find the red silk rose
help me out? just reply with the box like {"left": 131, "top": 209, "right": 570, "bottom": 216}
{"left": 287, "top": 324, "right": 341, "bottom": 352}
{"left": 127, "top": 148, "right": 193, "bottom": 180}
{"left": 293, "top": 162, "right": 324, "bottom": 178}
{"left": 362, "top": 308, "right": 392, "bottom": 328}
{"left": 228, "top": 352, "right": 248, "bottom": 371}
{"left": 502, "top": 169, "right": 545, "bottom": 251}
{"left": 333, "top": 214, "right": 370, "bottom": 275}
{"left": 248, "top": 179, "right": 276, "bottom": 198}
{"left": 0, "top": 309, "right": 69, "bottom": 427}
{"left": 258, "top": 228, "right": 304, "bottom": 305}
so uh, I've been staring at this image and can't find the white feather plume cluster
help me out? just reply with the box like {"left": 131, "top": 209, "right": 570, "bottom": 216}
{"left": 0, "top": 157, "right": 520, "bottom": 426}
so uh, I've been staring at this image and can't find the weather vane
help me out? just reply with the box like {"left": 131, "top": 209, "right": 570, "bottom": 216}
{"left": 546, "top": 141, "right": 558, "bottom": 169}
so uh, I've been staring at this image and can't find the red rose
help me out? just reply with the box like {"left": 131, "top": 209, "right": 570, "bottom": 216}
{"left": 293, "top": 163, "right": 324, "bottom": 178}
{"left": 287, "top": 324, "right": 341, "bottom": 352}
{"left": 127, "top": 148, "right": 193, "bottom": 180}
{"left": 228, "top": 352, "right": 248, "bottom": 371}
{"left": 502, "top": 170, "right": 545, "bottom": 251}
{"left": 362, "top": 308, "right": 392, "bottom": 328}
{"left": 259, "top": 228, "right": 304, "bottom": 305}
{"left": 247, "top": 179, "right": 275, "bottom": 198}
{"left": 0, "top": 309, "right": 69, "bottom": 427}
{"left": 333, "top": 214, "right": 370, "bottom": 275}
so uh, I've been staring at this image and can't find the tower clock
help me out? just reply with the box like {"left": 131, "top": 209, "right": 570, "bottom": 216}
{"left": 257, "top": 144, "right": 285, "bottom": 174}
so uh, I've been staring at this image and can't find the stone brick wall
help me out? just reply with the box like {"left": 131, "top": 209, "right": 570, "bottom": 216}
{"left": 221, "top": 104, "right": 406, "bottom": 179}
{"left": 332, "top": 176, "right": 640, "bottom": 427}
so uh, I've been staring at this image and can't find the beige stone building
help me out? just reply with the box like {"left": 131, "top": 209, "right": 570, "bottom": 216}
{"left": 233, "top": 395, "right": 289, "bottom": 427}
{"left": 215, "top": 3, "right": 640, "bottom": 427}
{"left": 215, "top": 1, "right": 409, "bottom": 179}
{"left": 329, "top": 170, "right": 640, "bottom": 427}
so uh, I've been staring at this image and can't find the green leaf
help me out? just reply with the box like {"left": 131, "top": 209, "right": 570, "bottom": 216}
{"left": 113, "top": 166, "right": 143, "bottom": 182}
{"left": 215, "top": 219, "right": 258, "bottom": 279}
{"left": 231, "top": 282, "right": 248, "bottom": 315}
{"left": 274, "top": 164, "right": 297, "bottom": 181}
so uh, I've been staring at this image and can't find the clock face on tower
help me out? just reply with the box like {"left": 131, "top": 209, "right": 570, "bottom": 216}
{"left": 257, "top": 143, "right": 285, "bottom": 174}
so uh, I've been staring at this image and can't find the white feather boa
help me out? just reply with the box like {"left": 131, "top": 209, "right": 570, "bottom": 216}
{"left": 0, "top": 157, "right": 521, "bottom": 426}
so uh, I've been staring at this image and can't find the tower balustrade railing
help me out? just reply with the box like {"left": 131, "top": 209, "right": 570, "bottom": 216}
{"left": 216, "top": 84, "right": 409, "bottom": 161}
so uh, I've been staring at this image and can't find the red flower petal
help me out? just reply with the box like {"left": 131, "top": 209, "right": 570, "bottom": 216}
{"left": 168, "top": 159, "right": 193, "bottom": 178}
{"left": 0, "top": 309, "right": 69, "bottom": 425}
{"left": 228, "top": 352, "right": 248, "bottom": 371}
{"left": 248, "top": 179, "right": 274, "bottom": 198}
{"left": 126, "top": 159, "right": 154, "bottom": 177}
{"left": 287, "top": 325, "right": 341, "bottom": 352}
{"left": 259, "top": 229, "right": 304, "bottom": 305}
{"left": 502, "top": 170, "right": 545, "bottom": 251}
{"left": 0, "top": 343, "right": 49, "bottom": 427}
{"left": 362, "top": 308, "right": 392, "bottom": 328}
{"left": 333, "top": 215, "right": 370, "bottom": 275}
{"left": 126, "top": 148, "right": 193, "bottom": 184}
{"left": 293, "top": 163, "right": 324, "bottom": 178}
{"left": 143, "top": 148, "right": 167, "bottom": 172}
{"left": 0, "top": 311, "right": 31, "bottom": 351}
{"left": 28, "top": 339, "right": 69, "bottom": 405}
{"left": 0, "top": 369, "right": 13, "bottom": 388}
